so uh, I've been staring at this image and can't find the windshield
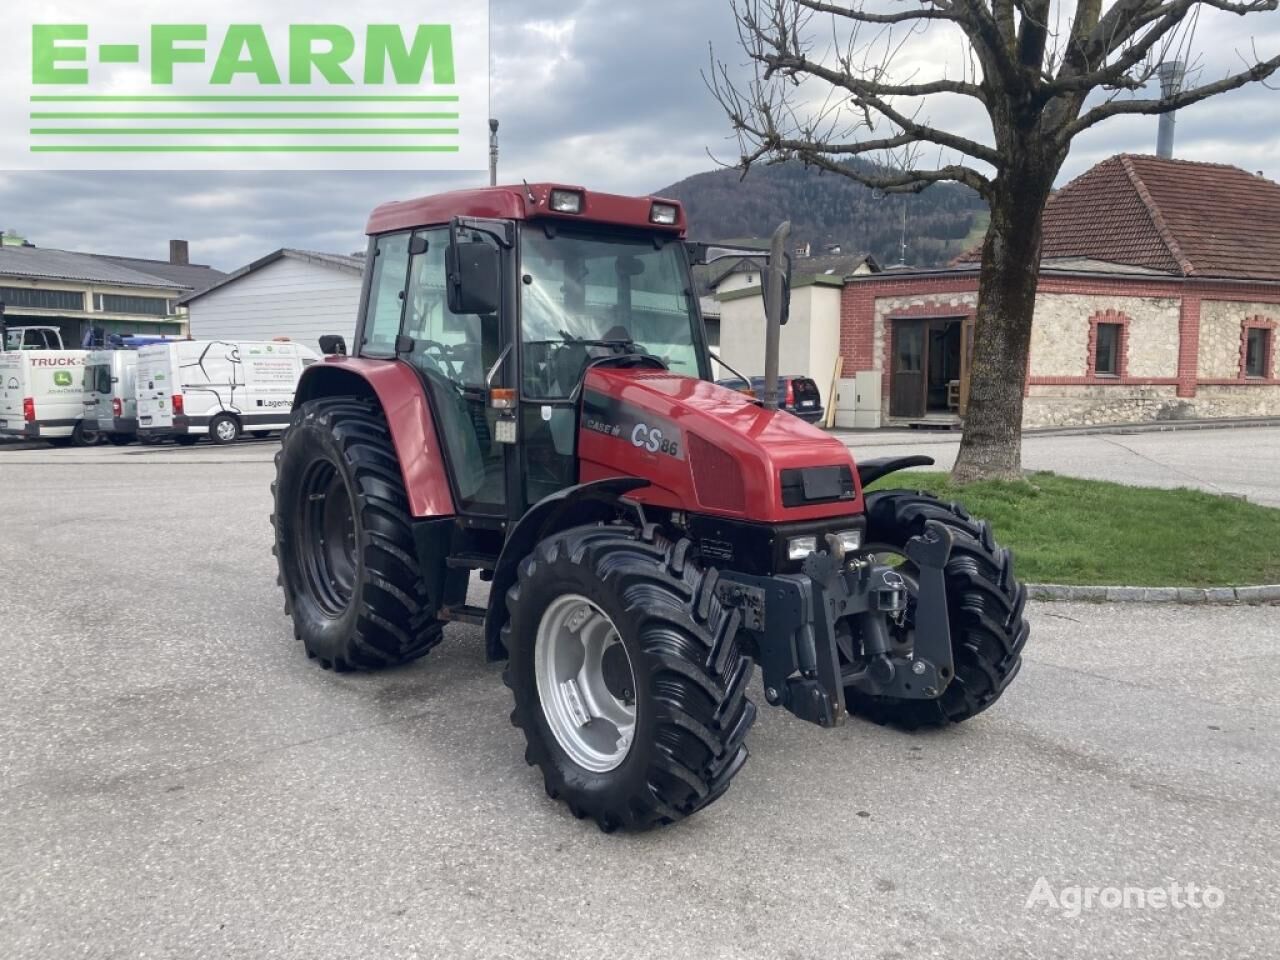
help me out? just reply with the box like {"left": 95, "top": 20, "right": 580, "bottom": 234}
{"left": 520, "top": 228, "right": 702, "bottom": 399}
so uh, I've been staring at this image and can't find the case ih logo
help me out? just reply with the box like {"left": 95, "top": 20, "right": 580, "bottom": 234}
{"left": 3, "top": 2, "right": 490, "bottom": 171}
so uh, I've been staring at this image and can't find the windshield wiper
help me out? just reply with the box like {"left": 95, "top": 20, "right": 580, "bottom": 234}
{"left": 558, "top": 332, "right": 637, "bottom": 351}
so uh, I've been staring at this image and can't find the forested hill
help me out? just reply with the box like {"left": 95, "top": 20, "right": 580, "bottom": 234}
{"left": 656, "top": 160, "right": 988, "bottom": 268}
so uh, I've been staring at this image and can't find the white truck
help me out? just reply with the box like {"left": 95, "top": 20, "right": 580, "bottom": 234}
{"left": 136, "top": 339, "right": 318, "bottom": 444}
{"left": 0, "top": 349, "right": 97, "bottom": 445}
{"left": 3, "top": 325, "right": 66, "bottom": 351}
{"left": 83, "top": 350, "right": 141, "bottom": 445}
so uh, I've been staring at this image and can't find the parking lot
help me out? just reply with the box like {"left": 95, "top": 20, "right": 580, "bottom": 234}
{"left": 3, "top": 436, "right": 1278, "bottom": 959}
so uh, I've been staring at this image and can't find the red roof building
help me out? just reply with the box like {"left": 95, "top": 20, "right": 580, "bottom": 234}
{"left": 837, "top": 155, "right": 1280, "bottom": 428}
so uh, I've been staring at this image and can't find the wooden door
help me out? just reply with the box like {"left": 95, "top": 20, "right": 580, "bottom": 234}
{"left": 959, "top": 316, "right": 976, "bottom": 416}
{"left": 889, "top": 319, "right": 927, "bottom": 419}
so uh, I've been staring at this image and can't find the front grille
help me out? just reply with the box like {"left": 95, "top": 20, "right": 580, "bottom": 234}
{"left": 780, "top": 465, "right": 855, "bottom": 507}
{"left": 688, "top": 432, "right": 746, "bottom": 513}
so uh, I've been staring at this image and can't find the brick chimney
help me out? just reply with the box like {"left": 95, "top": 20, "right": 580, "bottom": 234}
{"left": 169, "top": 239, "right": 190, "bottom": 266}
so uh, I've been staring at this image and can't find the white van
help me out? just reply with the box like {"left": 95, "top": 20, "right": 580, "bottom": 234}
{"left": 83, "top": 350, "right": 140, "bottom": 445}
{"left": 0, "top": 349, "right": 96, "bottom": 445}
{"left": 136, "top": 339, "right": 318, "bottom": 444}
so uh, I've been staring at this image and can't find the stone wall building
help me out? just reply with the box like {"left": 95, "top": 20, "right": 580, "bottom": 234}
{"left": 839, "top": 155, "right": 1280, "bottom": 428}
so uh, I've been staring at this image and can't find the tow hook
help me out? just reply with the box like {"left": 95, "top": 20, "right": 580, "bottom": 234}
{"left": 845, "top": 520, "right": 956, "bottom": 700}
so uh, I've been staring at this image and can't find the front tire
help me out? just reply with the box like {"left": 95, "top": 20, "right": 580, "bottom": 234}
{"left": 846, "top": 490, "right": 1029, "bottom": 729}
{"left": 272, "top": 397, "right": 442, "bottom": 670}
{"left": 502, "top": 525, "right": 756, "bottom": 832}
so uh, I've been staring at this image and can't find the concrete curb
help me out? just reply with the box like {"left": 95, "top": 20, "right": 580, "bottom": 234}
{"left": 1028, "top": 583, "right": 1280, "bottom": 604}
{"left": 830, "top": 415, "right": 1280, "bottom": 441}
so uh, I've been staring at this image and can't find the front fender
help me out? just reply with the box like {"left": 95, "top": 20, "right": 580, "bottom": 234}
{"left": 484, "top": 476, "right": 649, "bottom": 660}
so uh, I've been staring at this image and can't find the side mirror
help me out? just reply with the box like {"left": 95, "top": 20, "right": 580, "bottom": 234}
{"left": 318, "top": 335, "right": 347, "bottom": 356}
{"left": 763, "top": 253, "right": 792, "bottom": 326}
{"left": 446, "top": 235, "right": 501, "bottom": 316}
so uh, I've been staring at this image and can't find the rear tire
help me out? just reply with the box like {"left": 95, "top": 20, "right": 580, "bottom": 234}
{"left": 70, "top": 420, "right": 99, "bottom": 447}
{"left": 272, "top": 397, "right": 442, "bottom": 670}
{"left": 846, "top": 490, "right": 1029, "bottom": 729}
{"left": 503, "top": 524, "right": 756, "bottom": 831}
{"left": 209, "top": 414, "right": 241, "bottom": 445}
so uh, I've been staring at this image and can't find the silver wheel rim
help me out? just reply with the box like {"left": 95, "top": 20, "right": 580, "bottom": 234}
{"left": 215, "top": 420, "right": 237, "bottom": 441}
{"left": 534, "top": 594, "right": 637, "bottom": 773}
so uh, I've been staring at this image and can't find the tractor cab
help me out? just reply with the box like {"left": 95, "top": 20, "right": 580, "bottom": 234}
{"left": 333, "top": 184, "right": 720, "bottom": 523}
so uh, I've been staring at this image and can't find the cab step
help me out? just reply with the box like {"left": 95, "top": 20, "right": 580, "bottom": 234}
{"left": 440, "top": 604, "right": 487, "bottom": 626}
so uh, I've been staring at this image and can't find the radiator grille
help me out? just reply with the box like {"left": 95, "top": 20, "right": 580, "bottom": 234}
{"left": 687, "top": 433, "right": 746, "bottom": 513}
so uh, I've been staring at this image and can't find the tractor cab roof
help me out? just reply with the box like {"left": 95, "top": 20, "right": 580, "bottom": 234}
{"left": 365, "top": 183, "right": 687, "bottom": 238}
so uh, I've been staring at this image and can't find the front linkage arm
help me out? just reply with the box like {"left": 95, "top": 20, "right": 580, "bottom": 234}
{"left": 716, "top": 520, "right": 955, "bottom": 728}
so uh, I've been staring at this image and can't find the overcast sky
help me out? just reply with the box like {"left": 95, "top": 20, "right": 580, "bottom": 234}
{"left": 1, "top": 0, "right": 1276, "bottom": 270}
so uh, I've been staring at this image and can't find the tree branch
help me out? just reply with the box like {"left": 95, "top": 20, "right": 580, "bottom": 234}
{"left": 790, "top": 0, "right": 961, "bottom": 24}
{"left": 1062, "top": 52, "right": 1280, "bottom": 138}
{"left": 753, "top": 48, "right": 1001, "bottom": 163}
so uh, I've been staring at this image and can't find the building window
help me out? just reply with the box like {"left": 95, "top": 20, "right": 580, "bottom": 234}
{"left": 1240, "top": 317, "right": 1275, "bottom": 380}
{"left": 1095, "top": 323, "right": 1121, "bottom": 376}
{"left": 0, "top": 286, "right": 85, "bottom": 311}
{"left": 98, "top": 294, "right": 172, "bottom": 316}
{"left": 1087, "top": 310, "right": 1130, "bottom": 379}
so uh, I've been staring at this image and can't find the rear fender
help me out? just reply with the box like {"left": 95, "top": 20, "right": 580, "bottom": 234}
{"left": 484, "top": 477, "right": 649, "bottom": 660}
{"left": 294, "top": 358, "right": 456, "bottom": 518}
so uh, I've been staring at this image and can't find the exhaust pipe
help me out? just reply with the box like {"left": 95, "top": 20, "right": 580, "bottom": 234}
{"left": 762, "top": 220, "right": 791, "bottom": 411}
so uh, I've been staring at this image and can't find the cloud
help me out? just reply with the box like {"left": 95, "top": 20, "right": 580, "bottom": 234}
{"left": 0, "top": 0, "right": 1275, "bottom": 269}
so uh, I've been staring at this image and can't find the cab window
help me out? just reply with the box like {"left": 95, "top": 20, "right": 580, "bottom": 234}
{"left": 361, "top": 233, "right": 411, "bottom": 357}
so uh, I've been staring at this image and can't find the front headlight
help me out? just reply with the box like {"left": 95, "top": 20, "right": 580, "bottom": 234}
{"left": 787, "top": 535, "right": 818, "bottom": 561}
{"left": 833, "top": 528, "right": 863, "bottom": 553}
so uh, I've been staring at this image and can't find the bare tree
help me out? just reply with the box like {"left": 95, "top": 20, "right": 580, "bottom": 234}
{"left": 710, "top": 0, "right": 1279, "bottom": 481}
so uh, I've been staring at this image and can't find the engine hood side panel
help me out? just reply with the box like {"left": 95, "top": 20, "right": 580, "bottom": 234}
{"left": 576, "top": 367, "right": 864, "bottom": 522}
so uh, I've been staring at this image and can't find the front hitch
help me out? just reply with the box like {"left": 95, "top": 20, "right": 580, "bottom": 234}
{"left": 716, "top": 519, "right": 956, "bottom": 728}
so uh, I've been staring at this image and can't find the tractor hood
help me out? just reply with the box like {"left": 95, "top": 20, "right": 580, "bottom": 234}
{"left": 576, "top": 367, "right": 865, "bottom": 523}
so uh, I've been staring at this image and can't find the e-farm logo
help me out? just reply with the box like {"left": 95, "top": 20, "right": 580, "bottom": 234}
{"left": 2, "top": 2, "right": 489, "bottom": 171}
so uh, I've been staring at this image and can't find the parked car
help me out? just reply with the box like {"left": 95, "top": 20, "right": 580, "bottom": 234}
{"left": 716, "top": 374, "right": 825, "bottom": 423}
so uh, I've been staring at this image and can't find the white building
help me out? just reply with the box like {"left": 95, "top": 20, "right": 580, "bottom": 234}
{"left": 180, "top": 249, "right": 364, "bottom": 353}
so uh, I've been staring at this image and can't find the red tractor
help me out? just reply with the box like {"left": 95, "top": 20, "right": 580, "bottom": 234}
{"left": 272, "top": 184, "right": 1027, "bottom": 831}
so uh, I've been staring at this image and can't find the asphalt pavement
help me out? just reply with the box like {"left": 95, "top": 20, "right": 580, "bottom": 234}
{"left": 1, "top": 439, "right": 1278, "bottom": 959}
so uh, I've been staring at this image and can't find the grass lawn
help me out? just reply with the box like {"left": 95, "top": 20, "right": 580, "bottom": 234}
{"left": 865, "top": 471, "right": 1280, "bottom": 587}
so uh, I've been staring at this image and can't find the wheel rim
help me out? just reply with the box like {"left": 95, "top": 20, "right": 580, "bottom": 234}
{"left": 296, "top": 459, "right": 358, "bottom": 618}
{"left": 215, "top": 419, "right": 237, "bottom": 442}
{"left": 534, "top": 594, "right": 637, "bottom": 773}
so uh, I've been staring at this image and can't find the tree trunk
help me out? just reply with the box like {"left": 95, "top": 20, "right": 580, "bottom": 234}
{"left": 951, "top": 173, "right": 1053, "bottom": 484}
